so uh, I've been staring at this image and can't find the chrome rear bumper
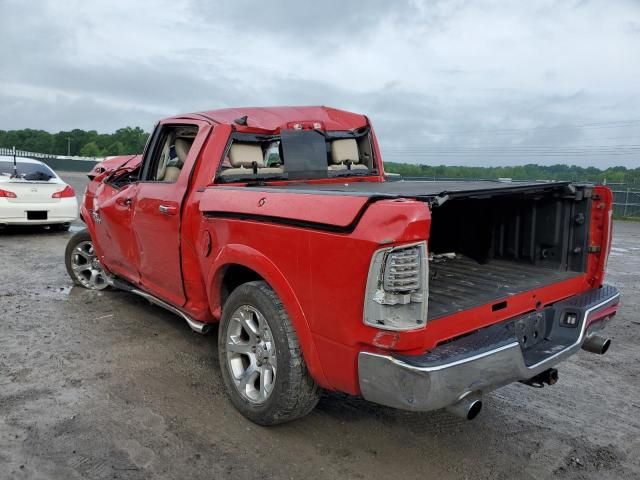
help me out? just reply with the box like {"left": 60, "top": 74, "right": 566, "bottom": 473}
{"left": 358, "top": 285, "right": 619, "bottom": 412}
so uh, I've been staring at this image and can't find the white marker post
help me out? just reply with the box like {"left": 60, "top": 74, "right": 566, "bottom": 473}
{"left": 12, "top": 145, "right": 17, "bottom": 178}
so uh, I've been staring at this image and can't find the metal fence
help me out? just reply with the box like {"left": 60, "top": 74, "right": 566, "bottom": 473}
{"left": 3, "top": 148, "right": 640, "bottom": 218}
{"left": 399, "top": 176, "right": 640, "bottom": 219}
{"left": 0, "top": 147, "right": 100, "bottom": 173}
{"left": 612, "top": 189, "right": 640, "bottom": 218}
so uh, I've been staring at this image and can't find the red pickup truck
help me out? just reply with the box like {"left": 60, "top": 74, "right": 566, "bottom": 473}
{"left": 65, "top": 106, "right": 619, "bottom": 425}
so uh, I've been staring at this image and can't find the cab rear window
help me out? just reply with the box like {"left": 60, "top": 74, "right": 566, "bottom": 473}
{"left": 216, "top": 129, "right": 376, "bottom": 182}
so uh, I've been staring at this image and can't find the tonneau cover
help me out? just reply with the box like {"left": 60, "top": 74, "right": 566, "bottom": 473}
{"left": 200, "top": 180, "right": 573, "bottom": 231}
{"left": 213, "top": 180, "right": 571, "bottom": 201}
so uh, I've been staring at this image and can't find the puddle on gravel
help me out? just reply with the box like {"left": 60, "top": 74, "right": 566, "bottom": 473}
{"left": 35, "top": 285, "right": 74, "bottom": 299}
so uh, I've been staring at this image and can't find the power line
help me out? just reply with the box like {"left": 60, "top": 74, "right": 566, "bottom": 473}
{"left": 384, "top": 146, "right": 640, "bottom": 152}
{"left": 390, "top": 135, "right": 640, "bottom": 146}
{"left": 385, "top": 150, "right": 639, "bottom": 155}
{"left": 385, "top": 152, "right": 640, "bottom": 156}
{"left": 421, "top": 119, "right": 640, "bottom": 136}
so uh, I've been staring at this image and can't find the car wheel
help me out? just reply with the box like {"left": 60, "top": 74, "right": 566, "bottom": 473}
{"left": 218, "top": 280, "right": 321, "bottom": 425}
{"left": 65, "top": 229, "right": 110, "bottom": 290}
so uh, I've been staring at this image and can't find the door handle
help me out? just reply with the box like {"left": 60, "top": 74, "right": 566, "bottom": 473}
{"left": 159, "top": 204, "right": 177, "bottom": 215}
{"left": 116, "top": 197, "right": 132, "bottom": 207}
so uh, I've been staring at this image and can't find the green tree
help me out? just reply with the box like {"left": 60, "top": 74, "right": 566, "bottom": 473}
{"left": 0, "top": 127, "right": 149, "bottom": 156}
{"left": 79, "top": 141, "right": 102, "bottom": 157}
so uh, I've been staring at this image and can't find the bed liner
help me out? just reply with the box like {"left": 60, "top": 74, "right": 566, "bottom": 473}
{"left": 428, "top": 255, "right": 580, "bottom": 319}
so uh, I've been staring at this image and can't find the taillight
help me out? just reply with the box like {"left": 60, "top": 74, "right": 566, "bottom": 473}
{"left": 0, "top": 188, "right": 17, "bottom": 198}
{"left": 52, "top": 185, "right": 75, "bottom": 198}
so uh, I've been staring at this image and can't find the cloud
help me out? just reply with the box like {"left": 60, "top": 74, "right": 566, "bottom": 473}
{"left": 0, "top": 0, "right": 638, "bottom": 167}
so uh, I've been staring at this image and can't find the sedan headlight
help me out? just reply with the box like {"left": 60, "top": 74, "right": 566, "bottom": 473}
{"left": 363, "top": 241, "right": 428, "bottom": 331}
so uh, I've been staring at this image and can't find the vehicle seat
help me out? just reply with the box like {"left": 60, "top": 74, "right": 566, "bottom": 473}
{"left": 163, "top": 138, "right": 192, "bottom": 182}
{"left": 156, "top": 132, "right": 175, "bottom": 180}
{"left": 219, "top": 143, "right": 284, "bottom": 177}
{"left": 329, "top": 139, "right": 368, "bottom": 171}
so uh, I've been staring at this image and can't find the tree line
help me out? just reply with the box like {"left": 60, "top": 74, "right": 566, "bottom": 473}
{"left": 0, "top": 127, "right": 637, "bottom": 185}
{"left": 384, "top": 161, "right": 640, "bottom": 185}
{"left": 0, "top": 127, "right": 149, "bottom": 158}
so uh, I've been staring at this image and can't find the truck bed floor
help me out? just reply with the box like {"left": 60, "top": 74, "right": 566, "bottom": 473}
{"left": 428, "top": 256, "right": 581, "bottom": 319}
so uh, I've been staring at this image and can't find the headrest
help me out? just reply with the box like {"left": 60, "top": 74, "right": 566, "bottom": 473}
{"left": 229, "top": 143, "right": 264, "bottom": 168}
{"left": 331, "top": 139, "right": 359, "bottom": 165}
{"left": 175, "top": 138, "right": 192, "bottom": 163}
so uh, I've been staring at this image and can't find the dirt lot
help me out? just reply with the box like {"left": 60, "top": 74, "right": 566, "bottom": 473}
{"left": 1, "top": 172, "right": 639, "bottom": 480}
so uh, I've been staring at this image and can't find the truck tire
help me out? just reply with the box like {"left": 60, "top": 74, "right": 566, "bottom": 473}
{"left": 218, "top": 280, "right": 321, "bottom": 425}
{"left": 64, "top": 229, "right": 110, "bottom": 290}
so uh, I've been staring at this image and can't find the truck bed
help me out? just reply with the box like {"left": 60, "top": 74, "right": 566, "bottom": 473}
{"left": 427, "top": 255, "right": 580, "bottom": 319}
{"left": 203, "top": 180, "right": 574, "bottom": 233}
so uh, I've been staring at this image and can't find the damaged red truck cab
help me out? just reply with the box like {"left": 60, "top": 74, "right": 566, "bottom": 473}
{"left": 66, "top": 106, "right": 619, "bottom": 425}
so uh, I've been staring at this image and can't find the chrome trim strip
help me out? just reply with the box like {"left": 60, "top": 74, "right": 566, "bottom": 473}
{"left": 394, "top": 341, "right": 521, "bottom": 373}
{"left": 130, "top": 288, "right": 212, "bottom": 334}
{"left": 527, "top": 291, "right": 619, "bottom": 369}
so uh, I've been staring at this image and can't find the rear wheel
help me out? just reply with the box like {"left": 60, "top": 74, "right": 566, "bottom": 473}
{"left": 65, "top": 229, "right": 110, "bottom": 290}
{"left": 218, "top": 281, "right": 320, "bottom": 425}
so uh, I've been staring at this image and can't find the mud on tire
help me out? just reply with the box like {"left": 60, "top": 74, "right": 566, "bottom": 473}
{"left": 218, "top": 280, "right": 321, "bottom": 425}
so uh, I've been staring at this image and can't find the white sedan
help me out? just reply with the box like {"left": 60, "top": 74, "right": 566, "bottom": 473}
{"left": 0, "top": 156, "right": 78, "bottom": 230}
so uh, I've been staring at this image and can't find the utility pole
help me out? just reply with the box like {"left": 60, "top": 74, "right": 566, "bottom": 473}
{"left": 67, "top": 136, "right": 71, "bottom": 156}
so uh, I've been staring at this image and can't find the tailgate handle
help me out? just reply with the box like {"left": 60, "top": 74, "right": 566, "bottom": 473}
{"left": 159, "top": 204, "right": 177, "bottom": 215}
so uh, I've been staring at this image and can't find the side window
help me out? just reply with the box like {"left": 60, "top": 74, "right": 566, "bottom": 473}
{"left": 142, "top": 125, "right": 197, "bottom": 183}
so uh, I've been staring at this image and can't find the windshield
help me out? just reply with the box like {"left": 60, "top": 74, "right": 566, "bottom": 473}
{"left": 0, "top": 159, "right": 57, "bottom": 181}
{"left": 216, "top": 129, "right": 376, "bottom": 183}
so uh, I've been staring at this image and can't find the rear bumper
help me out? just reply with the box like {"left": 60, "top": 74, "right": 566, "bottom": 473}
{"left": 0, "top": 197, "right": 78, "bottom": 225}
{"left": 358, "top": 285, "right": 620, "bottom": 411}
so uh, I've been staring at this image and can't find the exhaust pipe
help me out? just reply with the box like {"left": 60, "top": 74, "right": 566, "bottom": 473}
{"left": 446, "top": 393, "right": 483, "bottom": 420}
{"left": 582, "top": 334, "right": 611, "bottom": 355}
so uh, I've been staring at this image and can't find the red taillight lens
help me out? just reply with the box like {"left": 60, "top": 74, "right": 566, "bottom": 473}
{"left": 52, "top": 185, "right": 75, "bottom": 198}
{"left": 0, "top": 188, "right": 17, "bottom": 198}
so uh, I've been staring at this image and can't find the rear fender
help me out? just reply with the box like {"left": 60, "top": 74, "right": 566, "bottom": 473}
{"left": 206, "top": 244, "right": 331, "bottom": 389}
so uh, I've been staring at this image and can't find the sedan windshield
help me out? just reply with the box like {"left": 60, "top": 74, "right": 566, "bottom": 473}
{"left": 0, "top": 160, "right": 56, "bottom": 181}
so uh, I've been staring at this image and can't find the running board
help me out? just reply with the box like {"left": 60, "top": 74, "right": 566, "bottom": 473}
{"left": 112, "top": 278, "right": 212, "bottom": 334}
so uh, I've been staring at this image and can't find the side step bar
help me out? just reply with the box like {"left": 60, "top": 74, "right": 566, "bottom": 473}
{"left": 112, "top": 278, "right": 212, "bottom": 334}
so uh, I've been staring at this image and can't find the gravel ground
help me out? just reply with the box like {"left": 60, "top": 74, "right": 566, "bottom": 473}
{"left": 1, "top": 172, "right": 639, "bottom": 480}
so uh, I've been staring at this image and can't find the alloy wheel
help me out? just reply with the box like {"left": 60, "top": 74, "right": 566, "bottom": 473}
{"left": 225, "top": 305, "right": 277, "bottom": 404}
{"left": 70, "top": 240, "right": 110, "bottom": 290}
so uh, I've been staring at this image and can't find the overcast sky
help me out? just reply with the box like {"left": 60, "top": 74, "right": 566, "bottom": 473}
{"left": 1, "top": 0, "right": 639, "bottom": 167}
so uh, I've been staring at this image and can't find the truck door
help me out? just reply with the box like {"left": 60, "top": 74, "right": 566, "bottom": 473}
{"left": 92, "top": 180, "right": 141, "bottom": 284}
{"left": 132, "top": 121, "right": 207, "bottom": 307}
